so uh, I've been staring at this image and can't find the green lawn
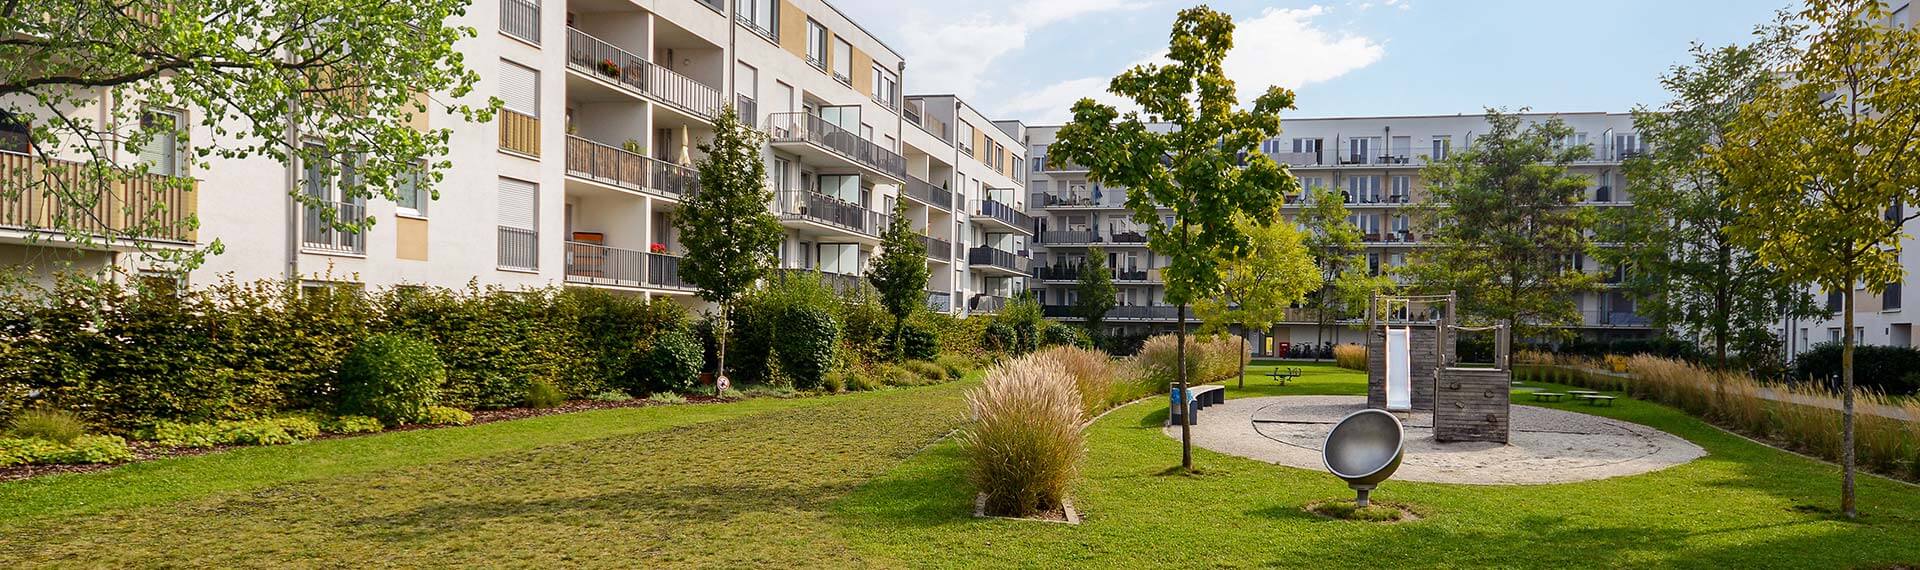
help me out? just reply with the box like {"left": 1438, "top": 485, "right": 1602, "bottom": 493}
{"left": 4, "top": 363, "right": 1919, "bottom": 568}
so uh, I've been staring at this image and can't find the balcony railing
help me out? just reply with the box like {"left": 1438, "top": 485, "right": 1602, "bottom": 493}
{"left": 1041, "top": 158, "right": 1088, "bottom": 172}
{"left": 1033, "top": 265, "right": 1153, "bottom": 282}
{"left": 927, "top": 290, "right": 953, "bottom": 313}
{"left": 775, "top": 268, "right": 865, "bottom": 294}
{"left": 764, "top": 112, "right": 908, "bottom": 181}
{"left": 967, "top": 246, "right": 1027, "bottom": 274}
{"left": 499, "top": 109, "right": 541, "bottom": 156}
{"left": 1037, "top": 229, "right": 1099, "bottom": 245}
{"left": 564, "top": 241, "right": 644, "bottom": 286}
{"left": 1109, "top": 230, "right": 1148, "bottom": 244}
{"left": 647, "top": 252, "right": 693, "bottom": 289}
{"left": 970, "top": 294, "right": 1012, "bottom": 314}
{"left": 566, "top": 28, "right": 723, "bottom": 120}
{"left": 920, "top": 234, "right": 952, "bottom": 261}
{"left": 903, "top": 176, "right": 952, "bottom": 211}
{"left": 0, "top": 152, "right": 198, "bottom": 243}
{"left": 972, "top": 199, "right": 1032, "bottom": 231}
{"left": 563, "top": 136, "right": 698, "bottom": 199}
{"left": 1581, "top": 309, "right": 1653, "bottom": 328}
{"left": 1029, "top": 190, "right": 1121, "bottom": 208}
{"left": 301, "top": 200, "right": 365, "bottom": 254}
{"left": 777, "top": 191, "right": 888, "bottom": 237}
{"left": 499, "top": 0, "right": 540, "bottom": 44}
{"left": 498, "top": 226, "right": 538, "bottom": 270}
{"left": 1043, "top": 305, "right": 1183, "bottom": 320}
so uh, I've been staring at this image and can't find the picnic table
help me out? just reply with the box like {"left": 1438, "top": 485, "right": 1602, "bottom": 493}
{"left": 1580, "top": 394, "right": 1617, "bottom": 406}
{"left": 1531, "top": 392, "right": 1566, "bottom": 403}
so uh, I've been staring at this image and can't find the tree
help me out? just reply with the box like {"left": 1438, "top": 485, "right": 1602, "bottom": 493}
{"left": 1074, "top": 246, "right": 1118, "bottom": 347}
{"left": 866, "top": 201, "right": 929, "bottom": 359}
{"left": 0, "top": 0, "right": 491, "bottom": 270}
{"left": 1712, "top": 0, "right": 1920, "bottom": 519}
{"left": 1404, "top": 109, "right": 1599, "bottom": 338}
{"left": 1597, "top": 30, "right": 1816, "bottom": 370}
{"left": 1195, "top": 213, "right": 1319, "bottom": 388}
{"left": 1049, "top": 6, "right": 1297, "bottom": 472}
{"left": 1297, "top": 185, "right": 1392, "bottom": 354}
{"left": 679, "top": 106, "right": 784, "bottom": 394}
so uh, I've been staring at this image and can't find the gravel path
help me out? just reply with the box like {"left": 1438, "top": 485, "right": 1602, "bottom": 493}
{"left": 1168, "top": 396, "right": 1705, "bottom": 485}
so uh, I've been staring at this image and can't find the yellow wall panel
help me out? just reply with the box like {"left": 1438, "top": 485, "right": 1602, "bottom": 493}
{"left": 396, "top": 216, "right": 429, "bottom": 261}
{"left": 852, "top": 47, "right": 873, "bottom": 95}
{"left": 778, "top": 0, "right": 807, "bottom": 58}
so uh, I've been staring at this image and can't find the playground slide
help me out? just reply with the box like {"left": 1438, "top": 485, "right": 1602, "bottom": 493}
{"left": 1386, "top": 327, "right": 1411, "bottom": 411}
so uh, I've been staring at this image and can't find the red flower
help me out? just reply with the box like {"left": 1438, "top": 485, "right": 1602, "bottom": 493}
{"left": 650, "top": 243, "right": 668, "bottom": 254}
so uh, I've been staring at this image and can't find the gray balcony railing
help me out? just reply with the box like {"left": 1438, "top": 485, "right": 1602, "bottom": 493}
{"left": 1044, "top": 305, "right": 1182, "bottom": 320}
{"left": 564, "top": 241, "right": 645, "bottom": 285}
{"left": 1581, "top": 309, "right": 1653, "bottom": 328}
{"left": 973, "top": 198, "right": 1032, "bottom": 231}
{"left": 967, "top": 246, "right": 1027, "bottom": 274}
{"left": 564, "top": 136, "right": 698, "bottom": 199}
{"left": 1030, "top": 191, "right": 1120, "bottom": 208}
{"left": 646, "top": 252, "right": 694, "bottom": 289}
{"left": 777, "top": 192, "right": 889, "bottom": 237}
{"left": 764, "top": 112, "right": 908, "bottom": 181}
{"left": 970, "top": 294, "right": 1012, "bottom": 314}
{"left": 1037, "top": 229, "right": 1099, "bottom": 245}
{"left": 498, "top": 226, "right": 539, "bottom": 270}
{"left": 566, "top": 28, "right": 722, "bottom": 120}
{"left": 302, "top": 200, "right": 366, "bottom": 254}
{"left": 500, "top": 0, "right": 540, "bottom": 44}
{"left": 1041, "top": 157, "right": 1088, "bottom": 172}
{"left": 903, "top": 176, "right": 952, "bottom": 211}
{"left": 1033, "top": 265, "right": 1152, "bottom": 282}
{"left": 926, "top": 291, "right": 952, "bottom": 312}
{"left": 775, "top": 268, "right": 864, "bottom": 294}
{"left": 921, "top": 234, "right": 952, "bottom": 261}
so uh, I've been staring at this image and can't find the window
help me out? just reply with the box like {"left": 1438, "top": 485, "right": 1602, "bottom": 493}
{"left": 301, "top": 141, "right": 367, "bottom": 253}
{"left": 1389, "top": 136, "right": 1411, "bottom": 160}
{"left": 1347, "top": 175, "right": 1380, "bottom": 203}
{"left": 1429, "top": 135, "right": 1451, "bottom": 161}
{"left": 1554, "top": 132, "right": 1589, "bottom": 152}
{"left": 1886, "top": 282, "right": 1903, "bottom": 311}
{"left": 831, "top": 37, "right": 852, "bottom": 84}
{"left": 498, "top": 176, "right": 539, "bottom": 269}
{"left": 872, "top": 65, "right": 897, "bottom": 108}
{"left": 1292, "top": 138, "right": 1320, "bottom": 154}
{"left": 498, "top": 60, "right": 540, "bottom": 116}
{"left": 737, "top": 0, "right": 776, "bottom": 39}
{"left": 818, "top": 243, "right": 859, "bottom": 274}
{"left": 1615, "top": 133, "right": 1643, "bottom": 159}
{"left": 1348, "top": 137, "right": 1373, "bottom": 163}
{"left": 394, "top": 161, "right": 430, "bottom": 217}
{"left": 137, "top": 109, "right": 185, "bottom": 177}
{"left": 1033, "top": 154, "right": 1044, "bottom": 172}
{"left": 1827, "top": 289, "right": 1843, "bottom": 313}
{"left": 805, "top": 20, "right": 828, "bottom": 69}
{"left": 1389, "top": 176, "right": 1410, "bottom": 202}
{"left": 0, "top": 110, "right": 30, "bottom": 154}
{"left": 957, "top": 122, "right": 973, "bottom": 155}
{"left": 1013, "top": 157, "right": 1023, "bottom": 176}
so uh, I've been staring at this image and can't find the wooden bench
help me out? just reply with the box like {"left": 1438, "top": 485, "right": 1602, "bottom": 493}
{"left": 1531, "top": 392, "right": 1566, "bottom": 403}
{"left": 1580, "top": 394, "right": 1617, "bottom": 407}
{"left": 1168, "top": 385, "right": 1226, "bottom": 426}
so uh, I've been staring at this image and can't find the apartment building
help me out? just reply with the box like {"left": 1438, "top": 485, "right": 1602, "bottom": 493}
{"left": 1020, "top": 112, "right": 1653, "bottom": 352}
{"left": 0, "top": 0, "right": 1023, "bottom": 316}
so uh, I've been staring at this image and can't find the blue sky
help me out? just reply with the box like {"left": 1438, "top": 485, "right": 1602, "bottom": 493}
{"left": 829, "top": 0, "right": 1791, "bottom": 123}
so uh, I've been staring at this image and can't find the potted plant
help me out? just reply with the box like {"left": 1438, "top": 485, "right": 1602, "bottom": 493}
{"left": 598, "top": 58, "right": 620, "bottom": 77}
{"left": 622, "top": 139, "right": 644, "bottom": 154}
{"left": 649, "top": 243, "right": 669, "bottom": 254}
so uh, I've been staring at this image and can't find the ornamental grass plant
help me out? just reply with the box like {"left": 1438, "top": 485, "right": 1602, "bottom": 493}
{"left": 959, "top": 354, "right": 1085, "bottom": 518}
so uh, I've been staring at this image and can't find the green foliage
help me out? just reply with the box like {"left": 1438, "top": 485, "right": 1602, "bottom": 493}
{"left": 1041, "top": 322, "right": 1091, "bottom": 349}
{"left": 839, "top": 288, "right": 894, "bottom": 365}
{"left": 899, "top": 320, "right": 939, "bottom": 361}
{"left": 0, "top": 435, "right": 134, "bottom": 467}
{"left": 375, "top": 285, "right": 584, "bottom": 410}
{"left": 419, "top": 406, "right": 472, "bottom": 427}
{"left": 993, "top": 294, "right": 1047, "bottom": 355}
{"left": 147, "top": 417, "right": 322, "bottom": 448}
{"left": 1791, "top": 343, "right": 1920, "bottom": 395}
{"left": 647, "top": 392, "right": 689, "bottom": 405}
{"left": 681, "top": 106, "right": 784, "bottom": 309}
{"left": 934, "top": 355, "right": 974, "bottom": 380}
{"left": 778, "top": 306, "right": 842, "bottom": 391}
{"left": 524, "top": 380, "right": 566, "bottom": 409}
{"left": 553, "top": 288, "right": 687, "bottom": 397}
{"left": 319, "top": 415, "right": 384, "bottom": 435}
{"left": 872, "top": 364, "right": 924, "bottom": 387}
{"left": 587, "top": 390, "right": 633, "bottom": 402}
{"left": 902, "top": 360, "right": 949, "bottom": 384}
{"left": 867, "top": 202, "right": 931, "bottom": 352}
{"left": 732, "top": 272, "right": 841, "bottom": 384}
{"left": 1195, "top": 213, "right": 1319, "bottom": 341}
{"left": 823, "top": 369, "right": 847, "bottom": 393}
{"left": 961, "top": 355, "right": 1085, "bottom": 517}
{"left": 1075, "top": 246, "right": 1118, "bottom": 337}
{"left": 633, "top": 329, "right": 705, "bottom": 394}
{"left": 336, "top": 334, "right": 445, "bottom": 425}
{"left": 1298, "top": 186, "right": 1385, "bottom": 329}
{"left": 1405, "top": 109, "right": 1599, "bottom": 337}
{"left": 7, "top": 408, "right": 89, "bottom": 444}
{"left": 845, "top": 370, "right": 881, "bottom": 392}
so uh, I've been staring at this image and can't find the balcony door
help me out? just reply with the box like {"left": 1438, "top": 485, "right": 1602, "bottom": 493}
{"left": 819, "top": 105, "right": 860, "bottom": 134}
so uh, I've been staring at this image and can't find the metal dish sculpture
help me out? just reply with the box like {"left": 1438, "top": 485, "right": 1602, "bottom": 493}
{"left": 1321, "top": 409, "right": 1406, "bottom": 507}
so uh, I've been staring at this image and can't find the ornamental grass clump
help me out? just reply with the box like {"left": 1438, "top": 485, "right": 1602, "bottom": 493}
{"left": 1034, "top": 346, "right": 1116, "bottom": 418}
{"left": 959, "top": 355, "right": 1085, "bottom": 518}
{"left": 7, "top": 408, "right": 88, "bottom": 444}
{"left": 1333, "top": 343, "right": 1367, "bottom": 371}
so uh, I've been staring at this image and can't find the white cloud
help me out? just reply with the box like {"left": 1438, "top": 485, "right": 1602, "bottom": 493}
{"left": 1004, "top": 5, "right": 1386, "bottom": 123}
{"left": 894, "top": 0, "right": 1148, "bottom": 97}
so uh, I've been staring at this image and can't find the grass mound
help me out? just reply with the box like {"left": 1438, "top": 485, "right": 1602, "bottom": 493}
{"left": 1304, "top": 499, "right": 1419, "bottom": 523}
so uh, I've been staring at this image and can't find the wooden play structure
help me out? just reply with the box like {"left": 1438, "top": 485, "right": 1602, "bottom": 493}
{"left": 1364, "top": 293, "right": 1514, "bottom": 444}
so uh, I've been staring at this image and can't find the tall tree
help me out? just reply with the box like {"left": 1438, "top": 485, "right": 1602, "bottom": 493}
{"left": 1713, "top": 0, "right": 1920, "bottom": 519}
{"left": 0, "top": 0, "right": 491, "bottom": 269}
{"left": 1195, "top": 213, "right": 1319, "bottom": 388}
{"left": 1074, "top": 246, "right": 1118, "bottom": 347}
{"left": 866, "top": 201, "right": 930, "bottom": 359}
{"left": 679, "top": 106, "right": 784, "bottom": 393}
{"left": 1405, "top": 109, "right": 1599, "bottom": 337}
{"left": 1049, "top": 6, "right": 1297, "bottom": 472}
{"left": 1297, "top": 185, "right": 1392, "bottom": 354}
{"left": 1597, "top": 30, "right": 1815, "bottom": 370}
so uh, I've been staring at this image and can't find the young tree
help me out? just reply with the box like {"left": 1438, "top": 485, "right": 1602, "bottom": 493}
{"left": 1404, "top": 109, "right": 1599, "bottom": 337}
{"left": 1297, "top": 185, "right": 1392, "bottom": 354}
{"left": 1597, "top": 30, "right": 1815, "bottom": 370}
{"left": 1074, "top": 246, "right": 1118, "bottom": 347}
{"left": 1049, "top": 6, "right": 1298, "bottom": 471}
{"left": 1712, "top": 0, "right": 1920, "bottom": 519}
{"left": 866, "top": 202, "right": 930, "bottom": 358}
{"left": 0, "top": 0, "right": 491, "bottom": 269}
{"left": 1195, "top": 213, "right": 1319, "bottom": 388}
{"left": 679, "top": 106, "right": 784, "bottom": 394}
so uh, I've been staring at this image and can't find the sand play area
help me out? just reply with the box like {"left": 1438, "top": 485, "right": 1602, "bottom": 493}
{"left": 1167, "top": 396, "right": 1705, "bottom": 485}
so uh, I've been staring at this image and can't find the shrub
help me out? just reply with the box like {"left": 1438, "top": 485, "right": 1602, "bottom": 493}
{"left": 1790, "top": 342, "right": 1920, "bottom": 395}
{"left": 1137, "top": 334, "right": 1246, "bottom": 387}
{"left": 320, "top": 414, "right": 384, "bottom": 435}
{"left": 732, "top": 272, "right": 841, "bottom": 385}
{"left": 420, "top": 406, "right": 472, "bottom": 426}
{"left": 846, "top": 371, "right": 881, "bottom": 392}
{"left": 0, "top": 435, "right": 134, "bottom": 467}
{"left": 984, "top": 321, "right": 1018, "bottom": 353}
{"left": 960, "top": 355, "right": 1085, "bottom": 517}
{"left": 899, "top": 320, "right": 939, "bottom": 361}
{"left": 7, "top": 408, "right": 88, "bottom": 444}
{"left": 839, "top": 288, "right": 893, "bottom": 364}
{"left": 336, "top": 333, "right": 445, "bottom": 425}
{"left": 1333, "top": 344, "right": 1367, "bottom": 371}
{"left": 903, "top": 360, "right": 948, "bottom": 384}
{"left": 524, "top": 380, "right": 566, "bottom": 409}
{"left": 554, "top": 288, "right": 686, "bottom": 395}
{"left": 587, "top": 390, "right": 633, "bottom": 402}
{"left": 630, "top": 329, "right": 704, "bottom": 395}
{"left": 147, "top": 417, "right": 321, "bottom": 448}
{"left": 777, "top": 306, "right": 841, "bottom": 391}
{"left": 934, "top": 354, "right": 973, "bottom": 380}
{"left": 647, "top": 392, "right": 688, "bottom": 405}
{"left": 1041, "top": 322, "right": 1091, "bottom": 349}
{"left": 823, "top": 369, "right": 847, "bottom": 392}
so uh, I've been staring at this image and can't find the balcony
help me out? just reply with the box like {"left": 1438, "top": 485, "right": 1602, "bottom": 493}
{"left": 967, "top": 246, "right": 1028, "bottom": 277}
{"left": 903, "top": 176, "right": 952, "bottom": 211}
{"left": 497, "top": 226, "right": 538, "bottom": 270}
{"left": 1041, "top": 157, "right": 1088, "bottom": 173}
{"left": 1030, "top": 190, "right": 1123, "bottom": 209}
{"left": 565, "top": 28, "right": 723, "bottom": 121}
{"left": 498, "top": 110, "right": 540, "bottom": 157}
{"left": 499, "top": 0, "right": 539, "bottom": 44}
{"left": 563, "top": 136, "right": 698, "bottom": 200}
{"left": 1109, "top": 229, "right": 1149, "bottom": 244}
{"left": 1037, "top": 229, "right": 1100, "bottom": 245}
{"left": 0, "top": 153, "right": 198, "bottom": 244}
{"left": 300, "top": 200, "right": 364, "bottom": 254}
{"left": 903, "top": 100, "right": 949, "bottom": 138}
{"left": 764, "top": 112, "right": 908, "bottom": 184}
{"left": 777, "top": 192, "right": 889, "bottom": 241}
{"left": 927, "top": 290, "right": 952, "bottom": 313}
{"left": 1033, "top": 265, "right": 1154, "bottom": 283}
{"left": 921, "top": 234, "right": 952, "bottom": 262}
{"left": 970, "top": 198, "right": 1032, "bottom": 234}
{"left": 1042, "top": 305, "right": 1183, "bottom": 321}
{"left": 775, "top": 268, "right": 865, "bottom": 294}
{"left": 969, "top": 294, "right": 1013, "bottom": 314}
{"left": 562, "top": 242, "right": 696, "bottom": 292}
{"left": 1580, "top": 309, "right": 1654, "bottom": 328}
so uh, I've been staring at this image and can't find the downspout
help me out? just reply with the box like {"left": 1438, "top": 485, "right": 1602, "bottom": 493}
{"left": 285, "top": 94, "right": 301, "bottom": 281}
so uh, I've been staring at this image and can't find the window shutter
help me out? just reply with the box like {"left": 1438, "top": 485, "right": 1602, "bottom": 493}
{"left": 498, "top": 60, "right": 540, "bottom": 116}
{"left": 498, "top": 177, "right": 538, "bottom": 230}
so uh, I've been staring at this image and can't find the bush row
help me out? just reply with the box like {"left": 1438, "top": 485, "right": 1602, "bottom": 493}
{"left": 1789, "top": 342, "right": 1920, "bottom": 395}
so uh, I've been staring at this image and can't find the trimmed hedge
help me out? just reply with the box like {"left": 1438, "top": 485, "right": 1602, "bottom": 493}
{"left": 336, "top": 334, "right": 445, "bottom": 425}
{"left": 778, "top": 306, "right": 841, "bottom": 390}
{"left": 1790, "top": 342, "right": 1920, "bottom": 395}
{"left": 632, "top": 329, "right": 704, "bottom": 394}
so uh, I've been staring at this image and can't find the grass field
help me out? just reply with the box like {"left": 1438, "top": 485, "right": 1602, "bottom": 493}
{"left": 4, "top": 363, "right": 1918, "bottom": 568}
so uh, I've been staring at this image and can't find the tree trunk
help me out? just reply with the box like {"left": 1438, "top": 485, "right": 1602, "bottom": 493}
{"left": 1842, "top": 287, "right": 1857, "bottom": 519}
{"left": 1239, "top": 330, "right": 1248, "bottom": 389}
{"left": 1715, "top": 242, "right": 1731, "bottom": 369}
{"left": 1177, "top": 302, "right": 1191, "bottom": 472}
{"left": 717, "top": 302, "right": 730, "bottom": 397}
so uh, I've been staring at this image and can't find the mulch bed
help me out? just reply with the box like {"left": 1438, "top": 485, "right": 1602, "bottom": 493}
{"left": 0, "top": 395, "right": 740, "bottom": 484}
{"left": 973, "top": 493, "right": 1082, "bottom": 525}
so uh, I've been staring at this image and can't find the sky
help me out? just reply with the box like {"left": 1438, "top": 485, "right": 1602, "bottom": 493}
{"left": 826, "top": 0, "right": 1791, "bottom": 124}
